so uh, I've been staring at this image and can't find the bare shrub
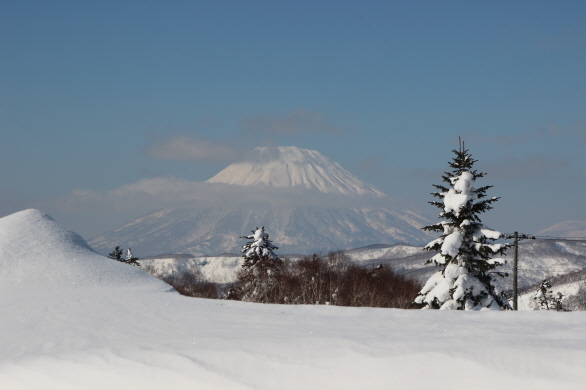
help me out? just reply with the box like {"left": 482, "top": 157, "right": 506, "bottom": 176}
{"left": 162, "top": 269, "right": 219, "bottom": 299}
{"left": 231, "top": 251, "right": 422, "bottom": 308}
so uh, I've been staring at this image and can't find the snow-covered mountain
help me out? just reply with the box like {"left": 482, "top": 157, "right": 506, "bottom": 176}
{"left": 90, "top": 146, "right": 432, "bottom": 256}
{"left": 90, "top": 205, "right": 431, "bottom": 257}
{"left": 207, "top": 146, "right": 385, "bottom": 196}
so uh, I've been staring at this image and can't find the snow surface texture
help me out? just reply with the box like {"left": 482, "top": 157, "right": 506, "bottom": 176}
{"left": 207, "top": 146, "right": 385, "bottom": 196}
{"left": 2, "top": 209, "right": 586, "bottom": 389}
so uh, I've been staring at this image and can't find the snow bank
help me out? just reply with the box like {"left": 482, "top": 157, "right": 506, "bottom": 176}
{"left": 2, "top": 286, "right": 585, "bottom": 390}
{"left": 0, "top": 209, "right": 166, "bottom": 291}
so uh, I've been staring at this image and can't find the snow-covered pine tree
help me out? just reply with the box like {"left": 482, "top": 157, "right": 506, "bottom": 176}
{"left": 108, "top": 245, "right": 123, "bottom": 261}
{"left": 237, "top": 226, "right": 281, "bottom": 302}
{"left": 124, "top": 248, "right": 140, "bottom": 267}
{"left": 241, "top": 226, "right": 279, "bottom": 268}
{"left": 108, "top": 245, "right": 140, "bottom": 267}
{"left": 534, "top": 279, "right": 553, "bottom": 310}
{"left": 414, "top": 141, "right": 511, "bottom": 310}
{"left": 534, "top": 279, "right": 568, "bottom": 311}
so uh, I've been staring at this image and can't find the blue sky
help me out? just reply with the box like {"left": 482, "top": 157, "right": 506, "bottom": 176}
{"left": 2, "top": 0, "right": 585, "bottom": 239}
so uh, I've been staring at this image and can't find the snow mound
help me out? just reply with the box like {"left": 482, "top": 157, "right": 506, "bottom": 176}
{"left": 207, "top": 146, "right": 385, "bottom": 196}
{"left": 0, "top": 209, "right": 165, "bottom": 290}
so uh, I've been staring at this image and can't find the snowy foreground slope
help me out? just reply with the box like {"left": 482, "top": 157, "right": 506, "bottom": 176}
{"left": 2, "top": 210, "right": 586, "bottom": 389}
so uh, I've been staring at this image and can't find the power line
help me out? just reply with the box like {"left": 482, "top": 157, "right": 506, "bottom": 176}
{"left": 492, "top": 266, "right": 586, "bottom": 271}
{"left": 533, "top": 236, "right": 586, "bottom": 240}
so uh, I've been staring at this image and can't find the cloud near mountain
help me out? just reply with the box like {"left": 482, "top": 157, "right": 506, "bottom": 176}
{"left": 60, "top": 146, "right": 390, "bottom": 212}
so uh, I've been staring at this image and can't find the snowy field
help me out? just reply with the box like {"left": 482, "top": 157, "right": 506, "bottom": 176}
{"left": 2, "top": 210, "right": 586, "bottom": 389}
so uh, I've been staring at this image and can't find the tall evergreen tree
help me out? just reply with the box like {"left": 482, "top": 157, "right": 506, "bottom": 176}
{"left": 414, "top": 141, "right": 511, "bottom": 310}
{"left": 237, "top": 226, "right": 281, "bottom": 302}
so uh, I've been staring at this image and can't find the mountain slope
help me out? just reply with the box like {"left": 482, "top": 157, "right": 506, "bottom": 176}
{"left": 537, "top": 220, "right": 586, "bottom": 238}
{"left": 207, "top": 146, "right": 385, "bottom": 196}
{"left": 90, "top": 205, "right": 432, "bottom": 257}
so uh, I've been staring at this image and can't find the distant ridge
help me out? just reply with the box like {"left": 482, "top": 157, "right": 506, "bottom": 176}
{"left": 537, "top": 220, "right": 586, "bottom": 238}
{"left": 207, "top": 146, "right": 385, "bottom": 197}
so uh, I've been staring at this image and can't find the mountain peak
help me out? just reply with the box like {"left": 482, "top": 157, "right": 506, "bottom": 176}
{"left": 206, "top": 146, "right": 385, "bottom": 197}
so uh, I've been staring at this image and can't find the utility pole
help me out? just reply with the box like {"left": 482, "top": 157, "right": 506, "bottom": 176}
{"left": 513, "top": 232, "right": 519, "bottom": 310}
{"left": 505, "top": 232, "right": 535, "bottom": 310}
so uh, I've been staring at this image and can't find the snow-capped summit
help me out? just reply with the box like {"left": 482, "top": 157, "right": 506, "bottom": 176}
{"left": 206, "top": 146, "right": 385, "bottom": 197}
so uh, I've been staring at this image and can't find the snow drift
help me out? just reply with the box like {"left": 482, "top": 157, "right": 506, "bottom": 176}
{"left": 0, "top": 209, "right": 166, "bottom": 290}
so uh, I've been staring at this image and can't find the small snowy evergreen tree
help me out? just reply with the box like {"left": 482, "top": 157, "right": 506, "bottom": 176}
{"left": 108, "top": 245, "right": 123, "bottom": 262}
{"left": 108, "top": 245, "right": 140, "bottom": 267}
{"left": 414, "top": 141, "right": 511, "bottom": 310}
{"left": 241, "top": 226, "right": 279, "bottom": 268}
{"left": 124, "top": 248, "right": 140, "bottom": 267}
{"left": 237, "top": 226, "right": 281, "bottom": 302}
{"left": 534, "top": 279, "right": 568, "bottom": 311}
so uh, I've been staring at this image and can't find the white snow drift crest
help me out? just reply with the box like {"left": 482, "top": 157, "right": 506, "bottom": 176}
{"left": 0, "top": 209, "right": 166, "bottom": 290}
